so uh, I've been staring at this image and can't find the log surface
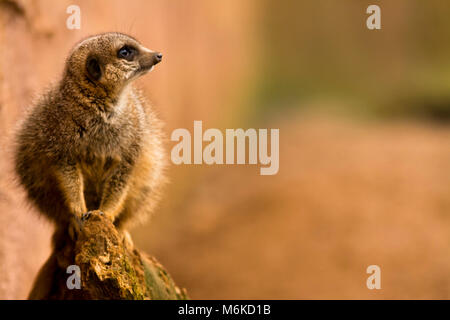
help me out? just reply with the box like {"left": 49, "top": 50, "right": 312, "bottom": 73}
{"left": 28, "top": 211, "right": 188, "bottom": 300}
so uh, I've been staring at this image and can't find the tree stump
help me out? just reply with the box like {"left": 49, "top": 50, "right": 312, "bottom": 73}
{"left": 28, "top": 211, "right": 188, "bottom": 300}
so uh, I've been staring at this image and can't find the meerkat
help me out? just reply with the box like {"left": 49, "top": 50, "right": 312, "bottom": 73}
{"left": 14, "top": 32, "right": 166, "bottom": 262}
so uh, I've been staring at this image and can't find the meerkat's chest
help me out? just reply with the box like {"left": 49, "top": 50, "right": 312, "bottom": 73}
{"left": 76, "top": 104, "right": 142, "bottom": 179}
{"left": 78, "top": 122, "right": 127, "bottom": 177}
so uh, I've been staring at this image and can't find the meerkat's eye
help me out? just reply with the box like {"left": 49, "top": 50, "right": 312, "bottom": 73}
{"left": 117, "top": 45, "right": 137, "bottom": 61}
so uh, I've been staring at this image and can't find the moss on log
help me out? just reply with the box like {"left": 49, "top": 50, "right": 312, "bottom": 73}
{"left": 28, "top": 211, "right": 188, "bottom": 300}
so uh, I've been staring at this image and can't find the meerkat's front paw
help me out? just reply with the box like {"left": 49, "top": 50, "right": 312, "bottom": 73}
{"left": 81, "top": 210, "right": 104, "bottom": 222}
{"left": 82, "top": 210, "right": 106, "bottom": 220}
{"left": 69, "top": 211, "right": 107, "bottom": 241}
{"left": 81, "top": 211, "right": 92, "bottom": 222}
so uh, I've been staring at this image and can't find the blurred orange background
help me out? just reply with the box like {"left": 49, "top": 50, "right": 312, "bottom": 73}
{"left": 1, "top": 0, "right": 450, "bottom": 299}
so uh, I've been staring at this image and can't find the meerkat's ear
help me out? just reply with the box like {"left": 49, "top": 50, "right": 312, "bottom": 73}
{"left": 86, "top": 56, "right": 102, "bottom": 81}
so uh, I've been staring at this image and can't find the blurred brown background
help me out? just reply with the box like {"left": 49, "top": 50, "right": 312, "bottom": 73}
{"left": 1, "top": 0, "right": 450, "bottom": 299}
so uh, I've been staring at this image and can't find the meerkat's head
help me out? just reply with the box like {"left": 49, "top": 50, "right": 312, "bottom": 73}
{"left": 64, "top": 32, "right": 162, "bottom": 97}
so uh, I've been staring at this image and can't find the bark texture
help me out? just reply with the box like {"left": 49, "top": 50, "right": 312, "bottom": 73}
{"left": 29, "top": 211, "right": 188, "bottom": 300}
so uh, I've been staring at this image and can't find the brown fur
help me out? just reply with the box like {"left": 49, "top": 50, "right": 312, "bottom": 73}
{"left": 14, "top": 33, "right": 166, "bottom": 276}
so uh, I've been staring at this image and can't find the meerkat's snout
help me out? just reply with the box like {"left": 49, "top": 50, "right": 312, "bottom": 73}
{"left": 137, "top": 50, "right": 162, "bottom": 74}
{"left": 154, "top": 52, "right": 163, "bottom": 64}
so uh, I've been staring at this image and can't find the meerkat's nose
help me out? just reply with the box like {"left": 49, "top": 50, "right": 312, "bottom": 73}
{"left": 154, "top": 52, "right": 163, "bottom": 64}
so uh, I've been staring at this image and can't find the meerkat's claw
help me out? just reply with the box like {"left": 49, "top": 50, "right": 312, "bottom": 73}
{"left": 81, "top": 211, "right": 93, "bottom": 222}
{"left": 82, "top": 210, "right": 106, "bottom": 221}
{"left": 81, "top": 210, "right": 106, "bottom": 223}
